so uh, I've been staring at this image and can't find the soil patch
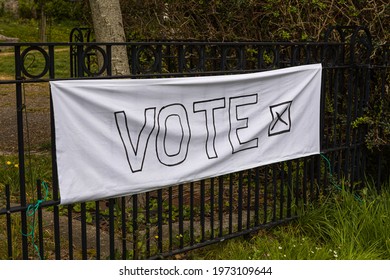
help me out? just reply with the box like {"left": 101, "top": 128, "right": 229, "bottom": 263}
{"left": 0, "top": 80, "right": 51, "bottom": 153}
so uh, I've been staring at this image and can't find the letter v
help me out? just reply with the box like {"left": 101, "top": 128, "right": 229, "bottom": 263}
{"left": 114, "top": 109, "right": 156, "bottom": 173}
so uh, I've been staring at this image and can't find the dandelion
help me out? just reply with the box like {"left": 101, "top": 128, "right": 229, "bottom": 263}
{"left": 278, "top": 246, "right": 282, "bottom": 250}
{"left": 155, "top": 235, "right": 159, "bottom": 239}
{"left": 6, "top": 161, "right": 12, "bottom": 165}
{"left": 14, "top": 164, "right": 19, "bottom": 168}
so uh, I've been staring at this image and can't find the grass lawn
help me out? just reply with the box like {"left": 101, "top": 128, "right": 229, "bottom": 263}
{"left": 0, "top": 18, "right": 78, "bottom": 43}
{"left": 0, "top": 17, "right": 76, "bottom": 79}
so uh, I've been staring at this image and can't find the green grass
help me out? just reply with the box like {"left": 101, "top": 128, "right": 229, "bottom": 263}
{"left": 0, "top": 17, "right": 78, "bottom": 43}
{"left": 186, "top": 180, "right": 390, "bottom": 260}
{"left": 0, "top": 17, "right": 77, "bottom": 79}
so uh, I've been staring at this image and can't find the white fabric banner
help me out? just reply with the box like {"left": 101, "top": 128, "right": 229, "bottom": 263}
{"left": 50, "top": 64, "right": 322, "bottom": 204}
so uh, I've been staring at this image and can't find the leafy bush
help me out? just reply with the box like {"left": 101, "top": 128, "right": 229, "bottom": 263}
{"left": 120, "top": 0, "right": 389, "bottom": 42}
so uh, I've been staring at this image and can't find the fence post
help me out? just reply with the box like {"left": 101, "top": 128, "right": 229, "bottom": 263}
{"left": 14, "top": 45, "right": 29, "bottom": 259}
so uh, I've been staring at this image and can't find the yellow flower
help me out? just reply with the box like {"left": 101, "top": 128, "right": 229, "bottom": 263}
{"left": 14, "top": 164, "right": 19, "bottom": 168}
{"left": 6, "top": 161, "right": 12, "bottom": 165}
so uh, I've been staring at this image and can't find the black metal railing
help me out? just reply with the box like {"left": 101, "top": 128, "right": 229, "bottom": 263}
{"left": 0, "top": 26, "right": 388, "bottom": 259}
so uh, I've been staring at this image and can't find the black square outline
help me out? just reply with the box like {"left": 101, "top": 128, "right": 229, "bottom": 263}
{"left": 268, "top": 101, "right": 293, "bottom": 136}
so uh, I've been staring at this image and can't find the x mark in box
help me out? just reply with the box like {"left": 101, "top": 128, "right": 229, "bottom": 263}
{"left": 268, "top": 101, "right": 292, "bottom": 136}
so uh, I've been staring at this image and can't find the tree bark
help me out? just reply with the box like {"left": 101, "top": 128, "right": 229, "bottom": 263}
{"left": 88, "top": 0, "right": 130, "bottom": 75}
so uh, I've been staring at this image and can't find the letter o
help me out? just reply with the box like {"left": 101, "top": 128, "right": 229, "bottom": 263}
{"left": 156, "top": 104, "right": 191, "bottom": 166}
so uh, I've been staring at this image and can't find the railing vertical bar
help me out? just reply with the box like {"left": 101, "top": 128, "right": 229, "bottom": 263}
{"left": 209, "top": 179, "right": 215, "bottom": 239}
{"left": 178, "top": 45, "right": 184, "bottom": 73}
{"left": 5, "top": 184, "right": 13, "bottom": 259}
{"left": 228, "top": 174, "right": 233, "bottom": 233}
{"left": 295, "top": 160, "right": 300, "bottom": 215}
{"left": 316, "top": 155, "right": 321, "bottom": 199}
{"left": 352, "top": 68, "right": 361, "bottom": 186}
{"left": 51, "top": 165, "right": 61, "bottom": 259}
{"left": 360, "top": 66, "right": 368, "bottom": 181}
{"left": 263, "top": 166, "right": 269, "bottom": 224}
{"left": 106, "top": 45, "right": 112, "bottom": 76}
{"left": 95, "top": 201, "right": 100, "bottom": 260}
{"left": 337, "top": 150, "right": 342, "bottom": 182}
{"left": 48, "top": 45, "right": 55, "bottom": 78}
{"left": 220, "top": 45, "right": 226, "bottom": 71}
{"left": 218, "top": 176, "right": 224, "bottom": 237}
{"left": 70, "top": 43, "right": 75, "bottom": 77}
{"left": 310, "top": 157, "right": 315, "bottom": 202}
{"left": 49, "top": 72, "right": 61, "bottom": 259}
{"left": 80, "top": 203, "right": 87, "bottom": 259}
{"left": 199, "top": 45, "right": 205, "bottom": 71}
{"left": 344, "top": 67, "right": 354, "bottom": 180}
{"left": 322, "top": 152, "right": 329, "bottom": 195}
{"left": 178, "top": 184, "right": 184, "bottom": 248}
{"left": 200, "top": 180, "right": 205, "bottom": 241}
{"left": 157, "top": 190, "right": 163, "bottom": 253}
{"left": 189, "top": 183, "right": 194, "bottom": 245}
{"left": 332, "top": 69, "right": 339, "bottom": 149}
{"left": 303, "top": 158, "right": 308, "bottom": 207}
{"left": 37, "top": 180, "right": 44, "bottom": 259}
{"left": 272, "top": 164, "right": 277, "bottom": 222}
{"left": 156, "top": 45, "right": 162, "bottom": 73}
{"left": 287, "top": 161, "right": 292, "bottom": 218}
{"left": 320, "top": 60, "right": 326, "bottom": 151}
{"left": 67, "top": 204, "right": 73, "bottom": 259}
{"left": 237, "top": 172, "right": 243, "bottom": 231}
{"left": 132, "top": 195, "right": 138, "bottom": 259}
{"left": 109, "top": 198, "right": 115, "bottom": 259}
{"left": 145, "top": 192, "right": 150, "bottom": 258}
{"left": 280, "top": 162, "right": 285, "bottom": 220}
{"left": 131, "top": 45, "right": 137, "bottom": 75}
{"left": 76, "top": 44, "right": 84, "bottom": 77}
{"left": 166, "top": 45, "right": 172, "bottom": 72}
{"left": 246, "top": 170, "right": 251, "bottom": 230}
{"left": 121, "top": 197, "right": 127, "bottom": 259}
{"left": 15, "top": 45, "right": 28, "bottom": 259}
{"left": 254, "top": 167, "right": 260, "bottom": 227}
{"left": 168, "top": 187, "right": 173, "bottom": 250}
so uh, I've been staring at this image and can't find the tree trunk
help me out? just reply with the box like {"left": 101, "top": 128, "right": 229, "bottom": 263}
{"left": 88, "top": 0, "right": 130, "bottom": 75}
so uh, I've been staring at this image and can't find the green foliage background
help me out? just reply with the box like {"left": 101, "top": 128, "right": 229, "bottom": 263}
{"left": 119, "top": 0, "right": 389, "bottom": 43}
{"left": 13, "top": 0, "right": 86, "bottom": 20}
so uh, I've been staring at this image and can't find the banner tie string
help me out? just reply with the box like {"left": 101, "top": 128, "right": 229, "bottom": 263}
{"left": 21, "top": 181, "right": 49, "bottom": 260}
{"left": 320, "top": 153, "right": 363, "bottom": 203}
